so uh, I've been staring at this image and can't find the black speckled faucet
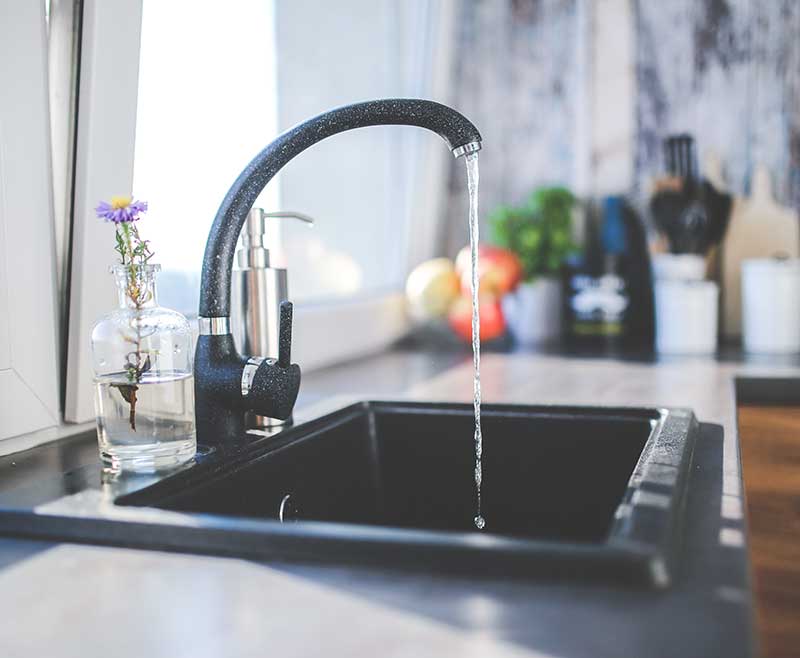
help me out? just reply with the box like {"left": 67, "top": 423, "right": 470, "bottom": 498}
{"left": 195, "top": 99, "right": 482, "bottom": 444}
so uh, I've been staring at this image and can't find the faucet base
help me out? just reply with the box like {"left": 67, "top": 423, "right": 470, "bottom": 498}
{"left": 194, "top": 334, "right": 301, "bottom": 445}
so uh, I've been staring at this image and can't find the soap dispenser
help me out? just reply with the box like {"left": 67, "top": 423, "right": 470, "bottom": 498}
{"left": 231, "top": 207, "right": 313, "bottom": 428}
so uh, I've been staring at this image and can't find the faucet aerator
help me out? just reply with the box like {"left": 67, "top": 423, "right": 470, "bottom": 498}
{"left": 452, "top": 141, "right": 482, "bottom": 159}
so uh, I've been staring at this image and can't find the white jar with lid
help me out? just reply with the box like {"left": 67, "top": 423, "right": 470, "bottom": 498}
{"left": 655, "top": 280, "right": 719, "bottom": 355}
{"left": 653, "top": 254, "right": 718, "bottom": 355}
{"left": 742, "top": 258, "right": 800, "bottom": 354}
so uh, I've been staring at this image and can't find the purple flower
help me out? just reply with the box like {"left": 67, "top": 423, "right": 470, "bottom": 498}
{"left": 95, "top": 196, "right": 148, "bottom": 224}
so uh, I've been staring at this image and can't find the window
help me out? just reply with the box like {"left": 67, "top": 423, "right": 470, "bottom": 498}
{"left": 275, "top": 1, "right": 457, "bottom": 304}
{"left": 64, "top": 0, "right": 457, "bottom": 422}
{"left": 0, "top": 0, "right": 60, "bottom": 443}
{"left": 132, "top": 0, "right": 279, "bottom": 317}
{"left": 133, "top": 0, "right": 450, "bottom": 310}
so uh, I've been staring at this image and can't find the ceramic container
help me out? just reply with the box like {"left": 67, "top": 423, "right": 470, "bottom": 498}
{"left": 742, "top": 258, "right": 800, "bottom": 354}
{"left": 655, "top": 280, "right": 719, "bottom": 354}
{"left": 502, "top": 277, "right": 562, "bottom": 345}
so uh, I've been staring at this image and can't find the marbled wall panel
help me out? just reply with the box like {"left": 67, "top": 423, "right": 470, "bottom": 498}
{"left": 443, "top": 0, "right": 584, "bottom": 255}
{"left": 443, "top": 0, "right": 800, "bottom": 255}
{"left": 635, "top": 0, "right": 800, "bottom": 203}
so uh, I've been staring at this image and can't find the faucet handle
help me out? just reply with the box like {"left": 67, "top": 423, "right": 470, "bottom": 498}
{"left": 278, "top": 301, "right": 293, "bottom": 368}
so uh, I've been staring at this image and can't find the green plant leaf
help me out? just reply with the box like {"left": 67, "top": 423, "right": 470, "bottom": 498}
{"left": 489, "top": 186, "right": 576, "bottom": 280}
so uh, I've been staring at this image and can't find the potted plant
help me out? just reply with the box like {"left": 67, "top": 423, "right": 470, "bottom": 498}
{"left": 490, "top": 186, "right": 576, "bottom": 345}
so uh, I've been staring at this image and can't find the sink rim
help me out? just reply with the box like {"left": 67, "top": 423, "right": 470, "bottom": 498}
{"left": 0, "top": 401, "right": 698, "bottom": 587}
{"left": 120, "top": 400, "right": 698, "bottom": 585}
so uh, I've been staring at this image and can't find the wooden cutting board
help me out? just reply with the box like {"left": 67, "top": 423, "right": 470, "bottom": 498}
{"left": 738, "top": 405, "right": 800, "bottom": 658}
{"left": 721, "top": 165, "right": 799, "bottom": 337}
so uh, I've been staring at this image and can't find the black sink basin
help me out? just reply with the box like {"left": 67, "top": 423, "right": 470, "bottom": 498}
{"left": 137, "top": 404, "right": 650, "bottom": 540}
{"left": 111, "top": 401, "right": 698, "bottom": 585}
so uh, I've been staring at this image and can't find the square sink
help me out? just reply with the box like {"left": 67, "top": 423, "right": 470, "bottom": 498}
{"left": 115, "top": 401, "right": 698, "bottom": 586}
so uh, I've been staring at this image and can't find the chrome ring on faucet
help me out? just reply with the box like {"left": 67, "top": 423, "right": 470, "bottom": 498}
{"left": 241, "top": 356, "right": 266, "bottom": 397}
{"left": 452, "top": 141, "right": 482, "bottom": 159}
{"left": 198, "top": 316, "right": 231, "bottom": 335}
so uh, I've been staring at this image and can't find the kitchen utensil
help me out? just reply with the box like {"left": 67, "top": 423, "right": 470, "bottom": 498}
{"left": 700, "top": 179, "right": 732, "bottom": 251}
{"left": 650, "top": 179, "right": 690, "bottom": 252}
{"left": 664, "top": 134, "right": 697, "bottom": 181}
{"left": 650, "top": 135, "right": 732, "bottom": 255}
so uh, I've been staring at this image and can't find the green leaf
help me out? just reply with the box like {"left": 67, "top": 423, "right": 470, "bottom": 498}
{"left": 489, "top": 186, "right": 576, "bottom": 279}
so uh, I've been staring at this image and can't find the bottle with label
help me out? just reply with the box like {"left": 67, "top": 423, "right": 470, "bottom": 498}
{"left": 565, "top": 196, "right": 654, "bottom": 348}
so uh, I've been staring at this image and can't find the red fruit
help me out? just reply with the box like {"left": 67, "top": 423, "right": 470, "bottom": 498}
{"left": 455, "top": 244, "right": 523, "bottom": 297}
{"left": 448, "top": 295, "right": 506, "bottom": 342}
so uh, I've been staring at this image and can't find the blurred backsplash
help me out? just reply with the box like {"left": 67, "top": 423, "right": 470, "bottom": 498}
{"left": 443, "top": 0, "right": 800, "bottom": 254}
{"left": 634, "top": 0, "right": 800, "bottom": 205}
{"left": 444, "top": 0, "right": 586, "bottom": 255}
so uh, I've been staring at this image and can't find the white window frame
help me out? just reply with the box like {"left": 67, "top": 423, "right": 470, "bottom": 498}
{"left": 64, "top": 0, "right": 142, "bottom": 422}
{"left": 64, "top": 0, "right": 458, "bottom": 422}
{"left": 0, "top": 0, "right": 61, "bottom": 445}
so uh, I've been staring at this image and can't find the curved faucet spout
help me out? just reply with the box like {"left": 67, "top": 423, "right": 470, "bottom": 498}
{"left": 199, "top": 98, "right": 482, "bottom": 318}
{"left": 194, "top": 98, "right": 480, "bottom": 444}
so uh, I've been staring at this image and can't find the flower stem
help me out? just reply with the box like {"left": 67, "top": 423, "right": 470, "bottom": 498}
{"left": 114, "top": 222, "right": 153, "bottom": 431}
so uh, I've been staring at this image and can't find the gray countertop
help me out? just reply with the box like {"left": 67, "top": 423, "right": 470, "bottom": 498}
{"left": 1, "top": 349, "right": 798, "bottom": 658}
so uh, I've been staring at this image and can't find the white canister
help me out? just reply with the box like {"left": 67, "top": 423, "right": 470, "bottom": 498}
{"left": 501, "top": 277, "right": 562, "bottom": 345}
{"left": 742, "top": 258, "right": 800, "bottom": 354}
{"left": 655, "top": 280, "right": 719, "bottom": 354}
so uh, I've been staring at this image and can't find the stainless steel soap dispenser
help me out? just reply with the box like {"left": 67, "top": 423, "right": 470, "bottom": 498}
{"left": 231, "top": 207, "right": 313, "bottom": 428}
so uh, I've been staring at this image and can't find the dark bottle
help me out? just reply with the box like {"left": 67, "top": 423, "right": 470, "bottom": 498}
{"left": 620, "top": 198, "right": 655, "bottom": 347}
{"left": 565, "top": 196, "right": 654, "bottom": 349}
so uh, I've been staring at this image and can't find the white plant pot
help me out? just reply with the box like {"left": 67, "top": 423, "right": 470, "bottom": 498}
{"left": 501, "top": 278, "right": 562, "bottom": 345}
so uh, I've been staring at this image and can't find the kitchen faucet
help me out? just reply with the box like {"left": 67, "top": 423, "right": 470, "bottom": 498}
{"left": 195, "top": 99, "right": 482, "bottom": 444}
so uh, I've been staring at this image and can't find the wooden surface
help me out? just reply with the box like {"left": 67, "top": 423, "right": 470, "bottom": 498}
{"left": 738, "top": 406, "right": 800, "bottom": 658}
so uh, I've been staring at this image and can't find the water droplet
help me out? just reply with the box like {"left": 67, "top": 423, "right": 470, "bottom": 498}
{"left": 99, "top": 358, "right": 106, "bottom": 366}
{"left": 174, "top": 344, "right": 181, "bottom": 354}
{"left": 474, "top": 515, "right": 485, "bottom": 530}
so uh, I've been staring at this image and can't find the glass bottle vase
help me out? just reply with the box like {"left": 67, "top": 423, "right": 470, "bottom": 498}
{"left": 91, "top": 264, "right": 196, "bottom": 472}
